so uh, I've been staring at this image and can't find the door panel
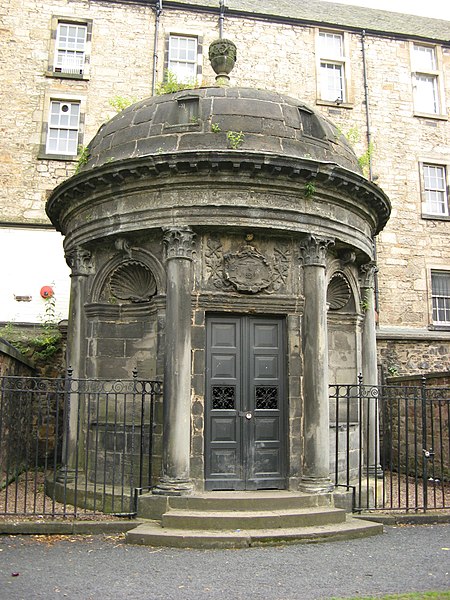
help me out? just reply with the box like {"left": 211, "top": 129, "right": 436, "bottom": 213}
{"left": 205, "top": 315, "right": 286, "bottom": 490}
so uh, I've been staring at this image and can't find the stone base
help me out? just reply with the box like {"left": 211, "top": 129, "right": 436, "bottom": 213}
{"left": 152, "top": 477, "right": 193, "bottom": 496}
{"left": 299, "top": 477, "right": 334, "bottom": 494}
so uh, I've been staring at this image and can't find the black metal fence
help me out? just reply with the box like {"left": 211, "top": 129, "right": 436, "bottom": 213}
{"left": 330, "top": 376, "right": 450, "bottom": 512}
{"left": 0, "top": 373, "right": 160, "bottom": 518}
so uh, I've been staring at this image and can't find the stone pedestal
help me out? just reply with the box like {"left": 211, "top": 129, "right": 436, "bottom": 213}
{"left": 153, "top": 227, "right": 195, "bottom": 496}
{"left": 299, "top": 236, "right": 334, "bottom": 493}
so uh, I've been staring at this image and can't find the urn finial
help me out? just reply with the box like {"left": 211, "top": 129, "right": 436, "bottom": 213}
{"left": 208, "top": 38, "right": 237, "bottom": 86}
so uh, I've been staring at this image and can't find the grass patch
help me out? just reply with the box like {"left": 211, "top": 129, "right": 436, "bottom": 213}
{"left": 331, "top": 592, "right": 450, "bottom": 600}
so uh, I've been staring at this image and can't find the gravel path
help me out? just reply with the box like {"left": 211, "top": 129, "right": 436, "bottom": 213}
{"left": 0, "top": 524, "right": 449, "bottom": 599}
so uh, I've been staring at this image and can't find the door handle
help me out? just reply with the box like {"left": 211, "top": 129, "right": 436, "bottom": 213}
{"left": 239, "top": 411, "right": 253, "bottom": 420}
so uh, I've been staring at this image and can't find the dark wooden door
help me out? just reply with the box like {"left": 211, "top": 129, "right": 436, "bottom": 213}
{"left": 205, "top": 315, "right": 286, "bottom": 490}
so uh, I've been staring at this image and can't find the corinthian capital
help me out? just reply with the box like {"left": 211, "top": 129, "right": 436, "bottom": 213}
{"left": 163, "top": 226, "right": 196, "bottom": 260}
{"left": 359, "top": 261, "right": 378, "bottom": 288}
{"left": 299, "top": 235, "right": 334, "bottom": 267}
{"left": 65, "top": 247, "right": 92, "bottom": 276}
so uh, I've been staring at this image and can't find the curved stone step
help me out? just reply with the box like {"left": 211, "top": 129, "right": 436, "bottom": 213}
{"left": 161, "top": 506, "right": 346, "bottom": 530}
{"left": 125, "top": 517, "right": 383, "bottom": 549}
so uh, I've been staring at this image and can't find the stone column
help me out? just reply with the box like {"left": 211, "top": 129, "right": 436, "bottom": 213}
{"left": 58, "top": 247, "right": 91, "bottom": 482}
{"left": 359, "top": 262, "right": 382, "bottom": 476}
{"left": 299, "top": 235, "right": 334, "bottom": 493}
{"left": 153, "top": 226, "right": 195, "bottom": 495}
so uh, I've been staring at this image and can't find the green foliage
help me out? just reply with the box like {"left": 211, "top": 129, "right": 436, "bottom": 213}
{"left": 156, "top": 70, "right": 197, "bottom": 95}
{"left": 358, "top": 141, "right": 374, "bottom": 176}
{"left": 210, "top": 123, "right": 221, "bottom": 133}
{"left": 387, "top": 364, "right": 399, "bottom": 376}
{"left": 226, "top": 130, "right": 244, "bottom": 149}
{"left": 108, "top": 95, "right": 137, "bottom": 112}
{"left": 304, "top": 181, "right": 316, "bottom": 199}
{"left": 74, "top": 145, "right": 89, "bottom": 174}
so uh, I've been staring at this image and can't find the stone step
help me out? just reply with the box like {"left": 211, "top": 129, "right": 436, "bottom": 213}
{"left": 161, "top": 506, "right": 346, "bottom": 530}
{"left": 125, "top": 517, "right": 383, "bottom": 549}
{"left": 136, "top": 491, "right": 333, "bottom": 520}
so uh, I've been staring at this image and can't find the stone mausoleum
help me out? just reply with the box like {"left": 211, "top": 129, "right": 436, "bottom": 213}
{"left": 46, "top": 42, "right": 390, "bottom": 505}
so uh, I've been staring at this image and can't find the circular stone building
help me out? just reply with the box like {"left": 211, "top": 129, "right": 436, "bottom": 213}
{"left": 47, "top": 83, "right": 390, "bottom": 498}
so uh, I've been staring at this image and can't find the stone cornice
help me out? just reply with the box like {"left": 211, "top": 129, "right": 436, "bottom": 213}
{"left": 46, "top": 151, "right": 391, "bottom": 235}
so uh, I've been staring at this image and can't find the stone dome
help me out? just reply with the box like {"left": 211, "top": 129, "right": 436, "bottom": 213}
{"left": 82, "top": 87, "right": 362, "bottom": 174}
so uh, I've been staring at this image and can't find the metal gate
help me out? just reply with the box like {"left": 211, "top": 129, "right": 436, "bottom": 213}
{"left": 0, "top": 372, "right": 160, "bottom": 517}
{"left": 330, "top": 376, "right": 450, "bottom": 512}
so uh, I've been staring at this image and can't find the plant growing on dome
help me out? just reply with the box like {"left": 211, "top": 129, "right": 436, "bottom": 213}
{"left": 304, "top": 181, "right": 316, "bottom": 199}
{"left": 109, "top": 95, "right": 138, "bottom": 112}
{"left": 211, "top": 123, "right": 221, "bottom": 133}
{"left": 74, "top": 145, "right": 89, "bottom": 174}
{"left": 226, "top": 130, "right": 244, "bottom": 149}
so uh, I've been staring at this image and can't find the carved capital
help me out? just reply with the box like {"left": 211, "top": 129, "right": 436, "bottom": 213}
{"left": 359, "top": 261, "right": 378, "bottom": 288}
{"left": 65, "top": 247, "right": 92, "bottom": 276}
{"left": 299, "top": 235, "right": 334, "bottom": 267}
{"left": 163, "top": 226, "right": 196, "bottom": 260}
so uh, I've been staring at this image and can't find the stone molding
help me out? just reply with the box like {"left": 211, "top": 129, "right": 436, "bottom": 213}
{"left": 163, "top": 226, "right": 196, "bottom": 260}
{"left": 46, "top": 152, "right": 391, "bottom": 236}
{"left": 299, "top": 235, "right": 334, "bottom": 267}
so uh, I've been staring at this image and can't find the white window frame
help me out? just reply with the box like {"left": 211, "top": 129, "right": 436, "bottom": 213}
{"left": 48, "top": 17, "right": 92, "bottom": 79}
{"left": 54, "top": 22, "right": 87, "bottom": 75}
{"left": 411, "top": 43, "right": 446, "bottom": 118}
{"left": 39, "top": 92, "right": 86, "bottom": 159}
{"left": 430, "top": 270, "right": 450, "bottom": 326}
{"left": 167, "top": 34, "right": 199, "bottom": 84}
{"left": 421, "top": 163, "right": 449, "bottom": 217}
{"left": 316, "top": 30, "right": 351, "bottom": 106}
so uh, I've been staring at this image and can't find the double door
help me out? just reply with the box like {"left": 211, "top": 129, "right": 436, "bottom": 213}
{"left": 205, "top": 315, "right": 286, "bottom": 490}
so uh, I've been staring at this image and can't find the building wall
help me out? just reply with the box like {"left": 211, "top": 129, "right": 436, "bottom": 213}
{"left": 0, "top": 0, "right": 449, "bottom": 374}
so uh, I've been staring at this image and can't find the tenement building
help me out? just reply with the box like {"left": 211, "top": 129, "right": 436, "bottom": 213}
{"left": 1, "top": 2, "right": 449, "bottom": 371}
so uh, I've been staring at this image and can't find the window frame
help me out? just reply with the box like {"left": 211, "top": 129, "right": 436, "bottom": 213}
{"left": 411, "top": 43, "right": 446, "bottom": 119}
{"left": 419, "top": 162, "right": 450, "bottom": 219}
{"left": 430, "top": 270, "right": 450, "bottom": 327}
{"left": 38, "top": 92, "right": 86, "bottom": 161}
{"left": 164, "top": 33, "right": 203, "bottom": 85}
{"left": 47, "top": 16, "right": 92, "bottom": 80}
{"left": 316, "top": 29, "right": 352, "bottom": 108}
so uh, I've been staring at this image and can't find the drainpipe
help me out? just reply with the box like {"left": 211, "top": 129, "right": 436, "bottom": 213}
{"left": 362, "top": 29, "right": 380, "bottom": 316}
{"left": 219, "top": 0, "right": 225, "bottom": 38}
{"left": 151, "top": 0, "right": 162, "bottom": 95}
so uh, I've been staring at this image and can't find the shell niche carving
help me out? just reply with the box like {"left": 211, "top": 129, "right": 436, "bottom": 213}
{"left": 327, "top": 273, "right": 352, "bottom": 310}
{"left": 109, "top": 261, "right": 156, "bottom": 303}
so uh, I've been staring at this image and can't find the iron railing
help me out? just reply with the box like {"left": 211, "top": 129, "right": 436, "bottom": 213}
{"left": 330, "top": 376, "right": 450, "bottom": 512}
{"left": 0, "top": 372, "right": 160, "bottom": 518}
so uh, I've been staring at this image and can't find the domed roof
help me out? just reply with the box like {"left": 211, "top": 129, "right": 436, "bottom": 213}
{"left": 82, "top": 87, "right": 362, "bottom": 174}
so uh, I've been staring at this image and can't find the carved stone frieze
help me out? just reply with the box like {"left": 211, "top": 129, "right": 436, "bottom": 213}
{"left": 204, "top": 236, "right": 291, "bottom": 294}
{"left": 299, "top": 235, "right": 334, "bottom": 267}
{"left": 163, "top": 227, "right": 196, "bottom": 260}
{"left": 65, "top": 247, "right": 92, "bottom": 276}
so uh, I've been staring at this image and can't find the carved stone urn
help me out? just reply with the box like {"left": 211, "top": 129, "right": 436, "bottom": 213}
{"left": 208, "top": 38, "right": 237, "bottom": 85}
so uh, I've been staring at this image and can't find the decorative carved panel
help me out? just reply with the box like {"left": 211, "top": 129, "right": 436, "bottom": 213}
{"left": 109, "top": 261, "right": 156, "bottom": 303}
{"left": 327, "top": 273, "right": 352, "bottom": 310}
{"left": 204, "top": 236, "right": 291, "bottom": 294}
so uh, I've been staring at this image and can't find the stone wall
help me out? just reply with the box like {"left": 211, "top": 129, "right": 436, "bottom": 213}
{"left": 377, "top": 338, "right": 450, "bottom": 377}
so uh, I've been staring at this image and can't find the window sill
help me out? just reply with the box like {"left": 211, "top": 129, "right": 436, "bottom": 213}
{"left": 414, "top": 111, "right": 448, "bottom": 121}
{"left": 422, "top": 213, "right": 450, "bottom": 221}
{"left": 316, "top": 99, "right": 353, "bottom": 110}
{"left": 428, "top": 324, "right": 450, "bottom": 332}
{"left": 37, "top": 152, "right": 77, "bottom": 161}
{"left": 45, "top": 71, "right": 89, "bottom": 82}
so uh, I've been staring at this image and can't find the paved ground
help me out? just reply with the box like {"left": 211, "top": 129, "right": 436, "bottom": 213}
{"left": 0, "top": 524, "right": 449, "bottom": 599}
